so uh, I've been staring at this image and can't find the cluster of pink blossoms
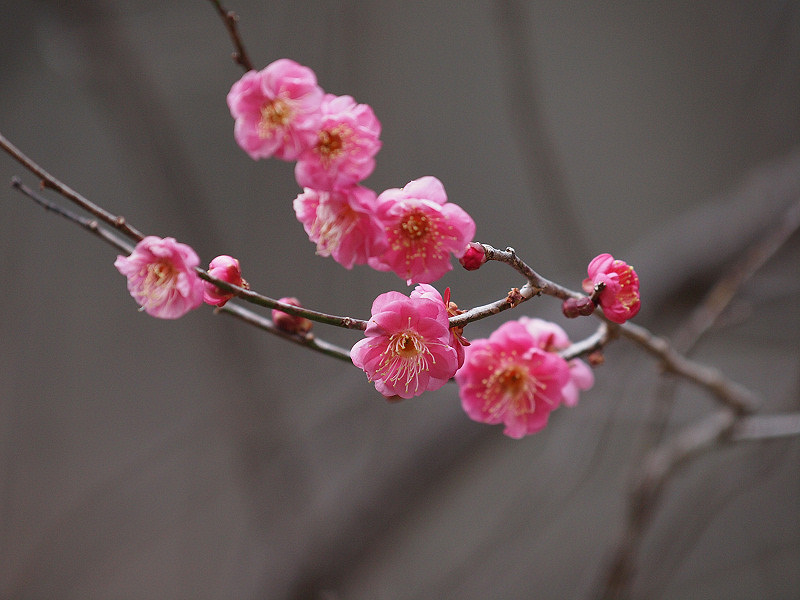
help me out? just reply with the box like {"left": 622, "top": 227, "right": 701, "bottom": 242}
{"left": 113, "top": 57, "right": 643, "bottom": 440}
{"left": 228, "top": 58, "right": 476, "bottom": 284}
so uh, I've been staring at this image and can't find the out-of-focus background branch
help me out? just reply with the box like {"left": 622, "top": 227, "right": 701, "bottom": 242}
{"left": 1, "top": 2, "right": 798, "bottom": 599}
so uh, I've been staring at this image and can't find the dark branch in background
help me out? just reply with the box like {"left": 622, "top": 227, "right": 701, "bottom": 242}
{"left": 593, "top": 198, "right": 800, "bottom": 600}
{"left": 493, "top": 0, "right": 589, "bottom": 269}
{"left": 208, "top": 0, "right": 255, "bottom": 72}
{"left": 672, "top": 197, "right": 800, "bottom": 353}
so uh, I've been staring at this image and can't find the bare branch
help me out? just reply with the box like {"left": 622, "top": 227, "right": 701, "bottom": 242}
{"left": 219, "top": 302, "right": 353, "bottom": 362}
{"left": 207, "top": 0, "right": 255, "bottom": 72}
{"left": 1, "top": 130, "right": 145, "bottom": 242}
{"left": 618, "top": 321, "right": 761, "bottom": 415}
{"left": 732, "top": 412, "right": 800, "bottom": 441}
{"left": 10, "top": 177, "right": 134, "bottom": 255}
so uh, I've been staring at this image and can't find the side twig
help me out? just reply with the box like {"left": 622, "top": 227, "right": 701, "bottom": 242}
{"left": 1, "top": 130, "right": 144, "bottom": 242}
{"left": 208, "top": 0, "right": 255, "bottom": 72}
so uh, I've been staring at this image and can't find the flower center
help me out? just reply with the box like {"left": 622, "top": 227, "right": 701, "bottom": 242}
{"left": 312, "top": 201, "right": 358, "bottom": 256}
{"left": 393, "top": 332, "right": 422, "bottom": 358}
{"left": 481, "top": 359, "right": 542, "bottom": 417}
{"left": 316, "top": 124, "right": 350, "bottom": 164}
{"left": 138, "top": 260, "right": 179, "bottom": 310}
{"left": 399, "top": 210, "right": 430, "bottom": 241}
{"left": 258, "top": 98, "right": 292, "bottom": 137}
{"left": 614, "top": 263, "right": 640, "bottom": 308}
{"left": 374, "top": 327, "right": 433, "bottom": 394}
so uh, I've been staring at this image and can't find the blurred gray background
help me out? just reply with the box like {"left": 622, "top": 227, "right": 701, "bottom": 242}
{"left": 1, "top": 1, "right": 799, "bottom": 598}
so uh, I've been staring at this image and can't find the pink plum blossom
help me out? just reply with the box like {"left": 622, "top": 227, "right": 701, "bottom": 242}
{"left": 368, "top": 176, "right": 476, "bottom": 284}
{"left": 351, "top": 285, "right": 459, "bottom": 399}
{"left": 455, "top": 320, "right": 571, "bottom": 438}
{"left": 114, "top": 236, "right": 204, "bottom": 319}
{"left": 227, "top": 59, "right": 324, "bottom": 161}
{"left": 583, "top": 253, "right": 641, "bottom": 324}
{"left": 519, "top": 317, "right": 594, "bottom": 407}
{"left": 293, "top": 185, "right": 388, "bottom": 269}
{"left": 295, "top": 94, "right": 382, "bottom": 190}
{"left": 203, "top": 255, "right": 248, "bottom": 308}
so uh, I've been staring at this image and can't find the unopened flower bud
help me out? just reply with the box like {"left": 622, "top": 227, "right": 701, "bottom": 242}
{"left": 588, "top": 351, "right": 605, "bottom": 367}
{"left": 203, "top": 255, "right": 248, "bottom": 308}
{"left": 562, "top": 298, "right": 580, "bottom": 318}
{"left": 273, "top": 297, "right": 313, "bottom": 335}
{"left": 459, "top": 242, "right": 487, "bottom": 271}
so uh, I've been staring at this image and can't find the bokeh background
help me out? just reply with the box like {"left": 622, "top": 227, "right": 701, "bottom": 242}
{"left": 1, "top": 1, "right": 799, "bottom": 598}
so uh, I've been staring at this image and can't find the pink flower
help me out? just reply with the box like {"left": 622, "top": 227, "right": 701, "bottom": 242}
{"left": 295, "top": 94, "right": 382, "bottom": 190}
{"left": 368, "top": 176, "right": 476, "bottom": 284}
{"left": 203, "top": 255, "right": 248, "bottom": 308}
{"left": 519, "top": 317, "right": 594, "bottom": 407}
{"left": 293, "top": 185, "right": 388, "bottom": 269}
{"left": 583, "top": 253, "right": 641, "bottom": 324}
{"left": 455, "top": 320, "right": 571, "bottom": 438}
{"left": 351, "top": 286, "right": 458, "bottom": 399}
{"left": 114, "top": 236, "right": 204, "bottom": 319}
{"left": 227, "top": 59, "right": 324, "bottom": 161}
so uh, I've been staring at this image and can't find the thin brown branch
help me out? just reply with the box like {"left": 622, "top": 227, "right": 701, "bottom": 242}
{"left": 672, "top": 197, "right": 800, "bottom": 353}
{"left": 732, "top": 412, "right": 800, "bottom": 441}
{"left": 208, "top": 0, "right": 255, "bottom": 72}
{"left": 10, "top": 175, "right": 358, "bottom": 361}
{"left": 10, "top": 176, "right": 134, "bottom": 254}
{"left": 560, "top": 323, "right": 611, "bottom": 361}
{"left": 595, "top": 409, "right": 738, "bottom": 600}
{"left": 196, "top": 269, "right": 368, "bottom": 330}
{"left": 218, "top": 302, "right": 353, "bottom": 362}
{"left": 618, "top": 321, "right": 761, "bottom": 415}
{"left": 1, "top": 131, "right": 144, "bottom": 242}
{"left": 449, "top": 243, "right": 582, "bottom": 330}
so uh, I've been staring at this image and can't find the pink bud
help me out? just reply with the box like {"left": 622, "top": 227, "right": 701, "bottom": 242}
{"left": 203, "top": 255, "right": 248, "bottom": 308}
{"left": 273, "top": 297, "right": 313, "bottom": 335}
{"left": 459, "top": 241, "right": 487, "bottom": 271}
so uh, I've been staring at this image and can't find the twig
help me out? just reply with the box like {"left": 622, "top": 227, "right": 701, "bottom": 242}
{"left": 560, "top": 323, "right": 611, "bottom": 361}
{"left": 10, "top": 177, "right": 134, "bottom": 254}
{"left": 449, "top": 243, "right": 582, "bottom": 330}
{"left": 732, "top": 412, "right": 800, "bottom": 441}
{"left": 196, "top": 269, "right": 368, "bottom": 330}
{"left": 595, "top": 409, "right": 739, "bottom": 600}
{"left": 5, "top": 130, "right": 766, "bottom": 417}
{"left": 219, "top": 302, "right": 353, "bottom": 362}
{"left": 672, "top": 198, "right": 800, "bottom": 353}
{"left": 207, "top": 0, "right": 255, "bottom": 72}
{"left": 1, "top": 130, "right": 144, "bottom": 242}
{"left": 618, "top": 321, "right": 761, "bottom": 415}
{"left": 9, "top": 175, "right": 359, "bottom": 362}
